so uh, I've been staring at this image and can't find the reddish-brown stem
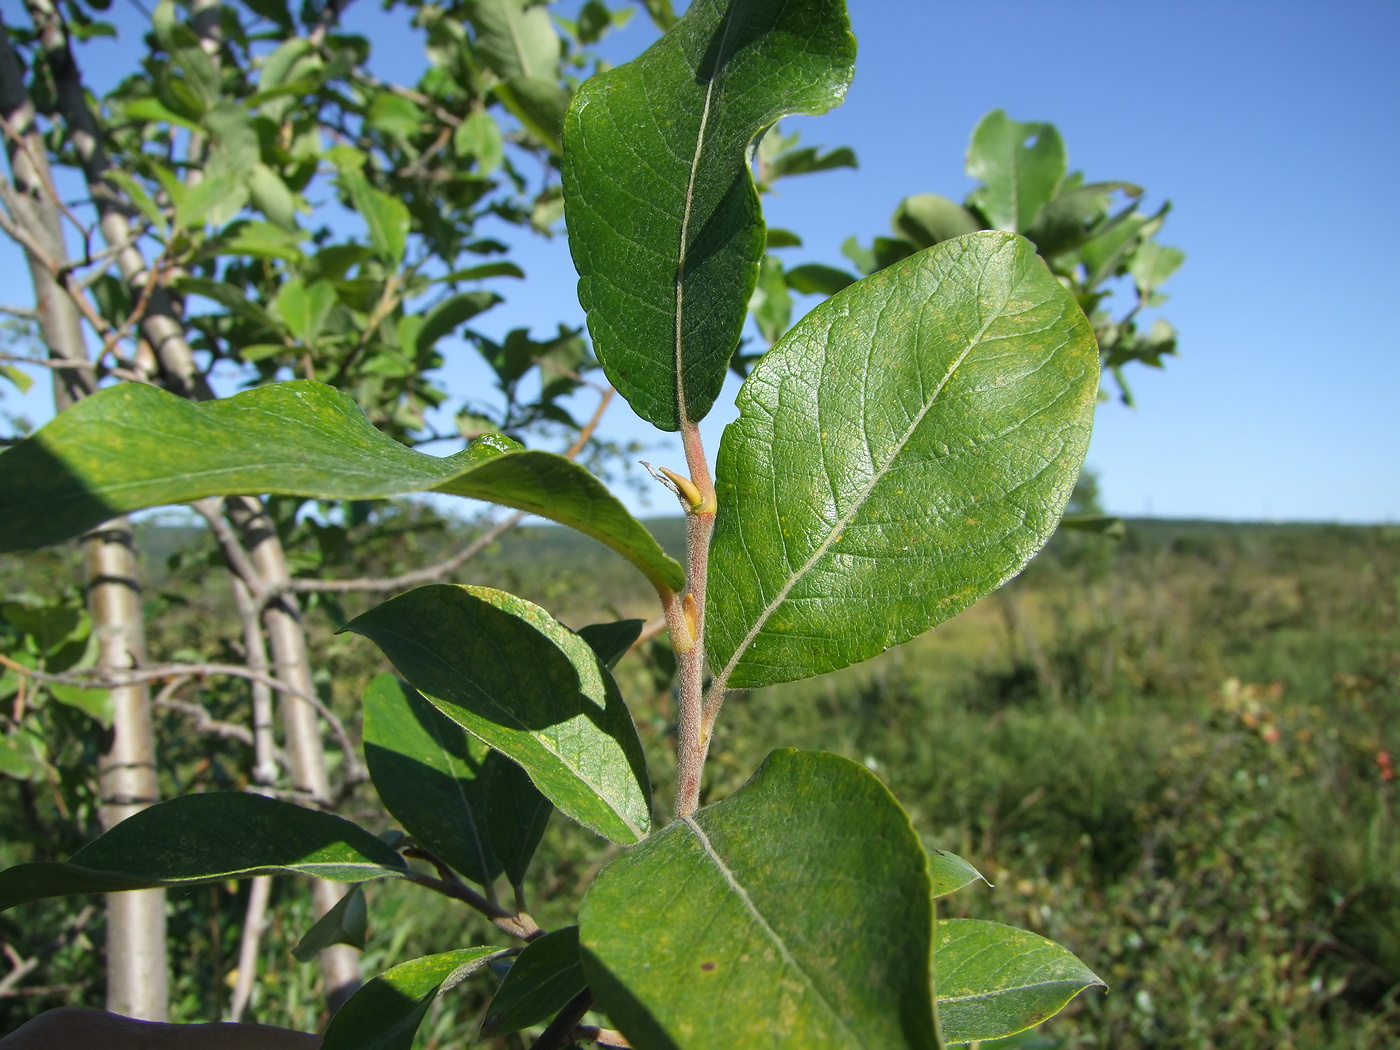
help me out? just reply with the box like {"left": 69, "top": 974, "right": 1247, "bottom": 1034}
{"left": 670, "top": 418, "right": 718, "bottom": 818}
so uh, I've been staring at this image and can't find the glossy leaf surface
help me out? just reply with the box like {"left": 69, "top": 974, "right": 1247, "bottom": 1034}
{"left": 0, "top": 380, "right": 683, "bottom": 594}
{"left": 563, "top": 0, "right": 855, "bottom": 429}
{"left": 0, "top": 793, "right": 405, "bottom": 912}
{"left": 364, "top": 674, "right": 551, "bottom": 886}
{"left": 707, "top": 232, "right": 1099, "bottom": 689}
{"left": 928, "top": 848, "right": 987, "bottom": 899}
{"left": 322, "top": 947, "right": 503, "bottom": 1050}
{"left": 580, "top": 750, "right": 937, "bottom": 1048}
{"left": 966, "top": 111, "right": 1066, "bottom": 233}
{"left": 936, "top": 920, "right": 1104, "bottom": 1045}
{"left": 346, "top": 586, "right": 651, "bottom": 845}
{"left": 480, "top": 925, "right": 586, "bottom": 1037}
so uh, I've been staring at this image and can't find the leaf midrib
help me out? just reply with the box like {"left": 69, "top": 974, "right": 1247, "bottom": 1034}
{"left": 681, "top": 814, "right": 867, "bottom": 1048}
{"left": 673, "top": 6, "right": 741, "bottom": 428}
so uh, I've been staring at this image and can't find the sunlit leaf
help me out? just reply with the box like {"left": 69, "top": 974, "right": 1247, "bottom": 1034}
{"left": 581, "top": 750, "right": 937, "bottom": 1048}
{"left": 708, "top": 232, "right": 1099, "bottom": 689}
{"left": 936, "top": 920, "right": 1105, "bottom": 1044}
{"left": 563, "top": 0, "right": 855, "bottom": 429}
{"left": 346, "top": 586, "right": 651, "bottom": 845}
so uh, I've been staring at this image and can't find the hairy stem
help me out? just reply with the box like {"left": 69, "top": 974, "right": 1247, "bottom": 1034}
{"left": 670, "top": 420, "right": 717, "bottom": 819}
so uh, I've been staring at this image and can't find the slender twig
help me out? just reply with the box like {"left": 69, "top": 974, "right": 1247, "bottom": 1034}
{"left": 289, "top": 511, "right": 525, "bottom": 595}
{"left": 288, "top": 386, "right": 617, "bottom": 596}
{"left": 669, "top": 418, "right": 718, "bottom": 819}
{"left": 193, "top": 498, "right": 267, "bottom": 601}
{"left": 400, "top": 871, "right": 542, "bottom": 942}
{"left": 529, "top": 988, "right": 595, "bottom": 1050}
{"left": 226, "top": 875, "right": 272, "bottom": 1022}
{"left": 0, "top": 903, "right": 96, "bottom": 997}
{"left": 0, "top": 655, "right": 362, "bottom": 789}
{"left": 0, "top": 305, "right": 37, "bottom": 320}
{"left": 0, "top": 110, "right": 96, "bottom": 244}
{"left": 153, "top": 681, "right": 256, "bottom": 749}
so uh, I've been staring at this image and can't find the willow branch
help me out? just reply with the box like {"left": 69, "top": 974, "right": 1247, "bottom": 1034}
{"left": 288, "top": 511, "right": 525, "bottom": 595}
{"left": 399, "top": 871, "right": 542, "bottom": 942}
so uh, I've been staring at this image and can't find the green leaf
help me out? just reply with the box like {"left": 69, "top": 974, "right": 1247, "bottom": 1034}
{"left": 749, "top": 253, "right": 791, "bottom": 345}
{"left": 580, "top": 749, "right": 938, "bottom": 1048}
{"left": 0, "top": 792, "right": 406, "bottom": 912}
{"left": 480, "top": 926, "right": 586, "bottom": 1038}
{"left": 928, "top": 848, "right": 987, "bottom": 899}
{"left": 707, "top": 232, "right": 1099, "bottom": 689}
{"left": 214, "top": 220, "right": 308, "bottom": 263}
{"left": 292, "top": 884, "right": 368, "bottom": 962}
{"left": 893, "top": 193, "right": 982, "bottom": 249}
{"left": 123, "top": 96, "right": 203, "bottom": 133}
{"left": 176, "top": 173, "right": 249, "bottom": 230}
{"left": 966, "top": 110, "right": 1066, "bottom": 233}
{"left": 1128, "top": 239, "right": 1185, "bottom": 295}
{"left": 465, "top": 0, "right": 561, "bottom": 80}
{"left": 562, "top": 0, "right": 855, "bottom": 430}
{"left": 766, "top": 143, "right": 857, "bottom": 182}
{"left": 765, "top": 227, "right": 802, "bottom": 249}
{"left": 436, "top": 262, "right": 524, "bottom": 284}
{"left": 172, "top": 276, "right": 279, "bottom": 334}
{"left": 577, "top": 619, "right": 644, "bottom": 670}
{"left": 453, "top": 110, "right": 504, "bottom": 174}
{"left": 1059, "top": 513, "right": 1126, "bottom": 540}
{"left": 416, "top": 290, "right": 502, "bottom": 355}
{"left": 345, "top": 586, "right": 651, "bottom": 845}
{"left": 0, "top": 364, "right": 33, "bottom": 396}
{"left": 247, "top": 163, "right": 300, "bottom": 231}
{"left": 104, "top": 170, "right": 169, "bottom": 238}
{"left": 0, "top": 380, "right": 684, "bottom": 595}
{"left": 46, "top": 683, "right": 113, "bottom": 728}
{"left": 1023, "top": 180, "right": 1139, "bottom": 258}
{"left": 341, "top": 170, "right": 410, "bottom": 267}
{"left": 784, "top": 263, "right": 856, "bottom": 296}
{"left": 495, "top": 75, "right": 570, "bottom": 153}
{"left": 366, "top": 93, "right": 426, "bottom": 138}
{"left": 322, "top": 948, "right": 503, "bottom": 1050}
{"left": 275, "top": 278, "right": 336, "bottom": 344}
{"left": 936, "top": 920, "right": 1105, "bottom": 1045}
{"left": 363, "top": 674, "right": 550, "bottom": 886}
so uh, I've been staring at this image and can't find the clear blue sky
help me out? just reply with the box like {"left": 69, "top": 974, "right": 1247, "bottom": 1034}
{"left": 5, "top": 1, "right": 1397, "bottom": 522}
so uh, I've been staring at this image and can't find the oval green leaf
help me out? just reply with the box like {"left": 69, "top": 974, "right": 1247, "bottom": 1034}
{"left": 322, "top": 947, "right": 503, "bottom": 1050}
{"left": 562, "top": 0, "right": 855, "bottom": 430}
{"left": 580, "top": 749, "right": 937, "bottom": 1048}
{"left": 292, "top": 883, "right": 368, "bottom": 962}
{"left": 966, "top": 111, "right": 1066, "bottom": 234}
{"left": 345, "top": 586, "right": 651, "bottom": 845}
{"left": 707, "top": 232, "right": 1099, "bottom": 689}
{"left": 364, "top": 674, "right": 551, "bottom": 887}
{"left": 936, "top": 919, "right": 1105, "bottom": 1045}
{"left": 0, "top": 792, "right": 406, "bottom": 913}
{"left": 928, "top": 848, "right": 988, "bottom": 899}
{"left": 480, "top": 925, "right": 586, "bottom": 1038}
{"left": 0, "top": 380, "right": 683, "bottom": 594}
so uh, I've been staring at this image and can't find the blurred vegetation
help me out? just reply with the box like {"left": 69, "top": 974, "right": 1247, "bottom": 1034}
{"left": 2, "top": 506, "right": 1397, "bottom": 1047}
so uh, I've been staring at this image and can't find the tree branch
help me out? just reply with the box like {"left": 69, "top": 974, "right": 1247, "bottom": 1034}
{"left": 399, "top": 870, "right": 543, "bottom": 942}
{"left": 0, "top": 655, "right": 364, "bottom": 794}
